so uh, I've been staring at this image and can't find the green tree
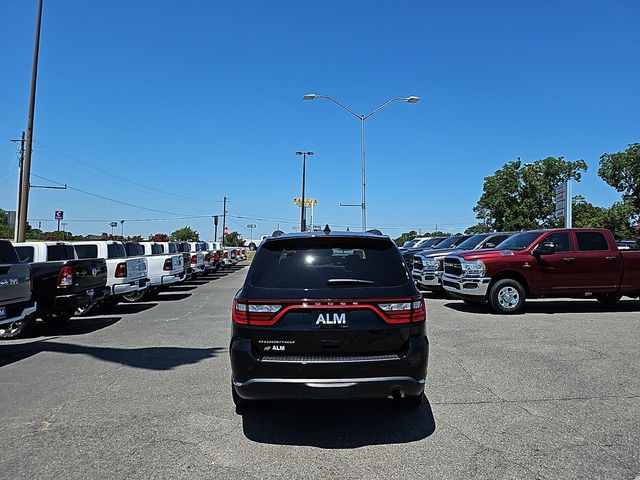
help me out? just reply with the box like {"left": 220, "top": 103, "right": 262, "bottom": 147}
{"left": 0, "top": 209, "right": 12, "bottom": 240}
{"left": 149, "top": 233, "right": 170, "bottom": 242}
{"left": 394, "top": 230, "right": 418, "bottom": 246}
{"left": 598, "top": 143, "right": 640, "bottom": 215}
{"left": 170, "top": 226, "right": 199, "bottom": 241}
{"left": 572, "top": 196, "right": 638, "bottom": 240}
{"left": 471, "top": 156, "right": 587, "bottom": 231}
{"left": 224, "top": 231, "right": 244, "bottom": 247}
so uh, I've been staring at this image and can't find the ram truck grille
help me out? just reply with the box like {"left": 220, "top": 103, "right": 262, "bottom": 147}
{"left": 444, "top": 257, "right": 463, "bottom": 276}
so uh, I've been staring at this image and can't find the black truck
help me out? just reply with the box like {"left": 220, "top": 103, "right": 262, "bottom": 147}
{"left": 13, "top": 241, "right": 110, "bottom": 324}
{"left": 0, "top": 240, "right": 36, "bottom": 339}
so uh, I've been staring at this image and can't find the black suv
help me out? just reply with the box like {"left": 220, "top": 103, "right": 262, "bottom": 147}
{"left": 230, "top": 230, "right": 429, "bottom": 408}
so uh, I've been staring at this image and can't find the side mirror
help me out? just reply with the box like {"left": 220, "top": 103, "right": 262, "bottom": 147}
{"left": 534, "top": 241, "right": 556, "bottom": 256}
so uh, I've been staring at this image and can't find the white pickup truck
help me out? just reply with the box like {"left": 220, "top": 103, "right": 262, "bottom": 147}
{"left": 73, "top": 241, "right": 149, "bottom": 308}
{"left": 121, "top": 242, "right": 184, "bottom": 301}
{"left": 185, "top": 242, "right": 206, "bottom": 278}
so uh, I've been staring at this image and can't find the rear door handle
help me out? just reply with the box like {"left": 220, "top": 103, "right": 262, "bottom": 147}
{"left": 605, "top": 256, "right": 617, "bottom": 262}
{"left": 562, "top": 257, "right": 575, "bottom": 263}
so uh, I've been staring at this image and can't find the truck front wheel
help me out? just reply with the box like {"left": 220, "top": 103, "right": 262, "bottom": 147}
{"left": 489, "top": 279, "right": 526, "bottom": 314}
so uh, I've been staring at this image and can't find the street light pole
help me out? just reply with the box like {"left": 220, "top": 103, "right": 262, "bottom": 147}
{"left": 303, "top": 94, "right": 419, "bottom": 231}
{"left": 295, "top": 151, "right": 314, "bottom": 232}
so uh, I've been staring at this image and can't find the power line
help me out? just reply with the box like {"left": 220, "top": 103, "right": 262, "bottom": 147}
{"left": 30, "top": 173, "right": 212, "bottom": 217}
{"left": 32, "top": 141, "right": 220, "bottom": 203}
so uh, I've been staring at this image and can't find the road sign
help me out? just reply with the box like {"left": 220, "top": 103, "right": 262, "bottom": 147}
{"left": 54, "top": 210, "right": 64, "bottom": 220}
{"left": 247, "top": 224, "right": 256, "bottom": 229}
{"left": 293, "top": 197, "right": 318, "bottom": 207}
{"left": 110, "top": 222, "right": 118, "bottom": 227}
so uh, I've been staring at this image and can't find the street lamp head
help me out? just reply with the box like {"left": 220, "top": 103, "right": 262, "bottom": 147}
{"left": 303, "top": 94, "right": 317, "bottom": 101}
{"left": 405, "top": 96, "right": 420, "bottom": 104}
{"left": 295, "top": 151, "right": 315, "bottom": 156}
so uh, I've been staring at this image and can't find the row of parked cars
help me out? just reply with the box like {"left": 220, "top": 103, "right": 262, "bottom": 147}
{"left": 0, "top": 239, "right": 247, "bottom": 339}
{"left": 404, "top": 228, "right": 640, "bottom": 314}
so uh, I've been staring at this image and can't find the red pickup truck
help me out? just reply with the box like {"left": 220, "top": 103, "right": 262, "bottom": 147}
{"left": 442, "top": 228, "right": 640, "bottom": 313}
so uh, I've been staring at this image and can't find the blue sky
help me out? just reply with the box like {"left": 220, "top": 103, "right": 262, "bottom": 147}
{"left": 1, "top": 0, "right": 639, "bottom": 240}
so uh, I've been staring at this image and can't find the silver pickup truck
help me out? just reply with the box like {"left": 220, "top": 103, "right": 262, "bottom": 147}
{"left": 0, "top": 240, "right": 37, "bottom": 339}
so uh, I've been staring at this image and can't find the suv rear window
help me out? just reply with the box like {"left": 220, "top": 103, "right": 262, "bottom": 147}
{"left": 249, "top": 237, "right": 409, "bottom": 289}
{"left": 47, "top": 245, "right": 75, "bottom": 261}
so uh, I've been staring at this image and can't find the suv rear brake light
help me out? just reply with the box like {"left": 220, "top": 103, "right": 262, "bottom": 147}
{"left": 115, "top": 262, "right": 127, "bottom": 278}
{"left": 378, "top": 299, "right": 425, "bottom": 324}
{"left": 57, "top": 266, "right": 75, "bottom": 287}
{"left": 163, "top": 258, "right": 173, "bottom": 271}
{"left": 232, "top": 300, "right": 282, "bottom": 325}
{"left": 223, "top": 252, "right": 229, "bottom": 258}
{"left": 191, "top": 255, "right": 197, "bottom": 265}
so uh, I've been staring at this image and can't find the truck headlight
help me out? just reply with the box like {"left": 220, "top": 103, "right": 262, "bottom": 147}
{"left": 462, "top": 260, "right": 485, "bottom": 277}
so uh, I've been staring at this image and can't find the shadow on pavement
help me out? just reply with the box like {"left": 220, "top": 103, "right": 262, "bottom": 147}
{"left": 0, "top": 341, "right": 224, "bottom": 370}
{"left": 167, "top": 285, "right": 198, "bottom": 292}
{"left": 17, "top": 316, "right": 122, "bottom": 340}
{"left": 445, "top": 298, "right": 640, "bottom": 315}
{"left": 105, "top": 302, "right": 158, "bottom": 314}
{"left": 241, "top": 396, "right": 436, "bottom": 448}
{"left": 154, "top": 293, "right": 192, "bottom": 302}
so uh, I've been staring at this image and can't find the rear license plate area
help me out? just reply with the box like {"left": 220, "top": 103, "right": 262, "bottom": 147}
{"left": 314, "top": 311, "right": 349, "bottom": 328}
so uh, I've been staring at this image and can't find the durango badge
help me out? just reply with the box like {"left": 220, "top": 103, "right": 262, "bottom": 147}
{"left": 316, "top": 313, "right": 346, "bottom": 325}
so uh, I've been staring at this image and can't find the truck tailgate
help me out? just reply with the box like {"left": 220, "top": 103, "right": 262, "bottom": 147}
{"left": 69, "top": 259, "right": 108, "bottom": 291}
{"left": 126, "top": 257, "right": 147, "bottom": 281}
{"left": 0, "top": 263, "right": 32, "bottom": 305}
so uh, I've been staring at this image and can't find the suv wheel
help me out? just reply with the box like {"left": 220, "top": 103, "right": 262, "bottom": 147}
{"left": 248, "top": 243, "right": 257, "bottom": 251}
{"left": 489, "top": 279, "right": 526, "bottom": 314}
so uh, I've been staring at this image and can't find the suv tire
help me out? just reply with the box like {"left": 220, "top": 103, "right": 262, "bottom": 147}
{"left": 489, "top": 279, "right": 526, "bottom": 314}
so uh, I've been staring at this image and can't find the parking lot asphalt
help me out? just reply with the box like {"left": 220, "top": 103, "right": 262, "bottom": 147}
{"left": 1, "top": 265, "right": 639, "bottom": 480}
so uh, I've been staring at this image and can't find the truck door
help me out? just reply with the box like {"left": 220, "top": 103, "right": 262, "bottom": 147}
{"left": 534, "top": 232, "right": 581, "bottom": 294}
{"left": 568, "top": 231, "right": 621, "bottom": 293}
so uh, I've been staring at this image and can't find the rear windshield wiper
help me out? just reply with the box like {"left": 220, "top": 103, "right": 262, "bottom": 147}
{"left": 327, "top": 278, "right": 375, "bottom": 285}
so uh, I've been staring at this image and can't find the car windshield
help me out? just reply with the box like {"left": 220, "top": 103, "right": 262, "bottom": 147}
{"left": 417, "top": 237, "right": 445, "bottom": 249}
{"left": 402, "top": 239, "right": 418, "bottom": 248}
{"left": 496, "top": 232, "right": 541, "bottom": 250}
{"left": 455, "top": 234, "right": 491, "bottom": 250}
{"left": 431, "top": 235, "right": 469, "bottom": 249}
{"left": 249, "top": 237, "right": 409, "bottom": 289}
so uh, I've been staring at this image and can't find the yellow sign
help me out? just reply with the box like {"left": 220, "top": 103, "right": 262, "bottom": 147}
{"left": 293, "top": 197, "right": 318, "bottom": 207}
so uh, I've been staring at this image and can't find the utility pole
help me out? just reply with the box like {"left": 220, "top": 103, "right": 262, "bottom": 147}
{"left": 222, "top": 196, "right": 227, "bottom": 248}
{"left": 16, "top": 0, "right": 44, "bottom": 242}
{"left": 11, "top": 132, "right": 25, "bottom": 241}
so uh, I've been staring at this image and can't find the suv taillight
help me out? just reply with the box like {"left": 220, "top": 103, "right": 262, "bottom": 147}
{"left": 377, "top": 299, "right": 426, "bottom": 324}
{"left": 57, "top": 266, "right": 75, "bottom": 287}
{"left": 191, "top": 255, "right": 197, "bottom": 265}
{"left": 163, "top": 258, "right": 173, "bottom": 271}
{"left": 232, "top": 299, "right": 282, "bottom": 325}
{"left": 115, "top": 262, "right": 127, "bottom": 278}
{"left": 223, "top": 252, "right": 228, "bottom": 258}
{"left": 205, "top": 253, "right": 211, "bottom": 262}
